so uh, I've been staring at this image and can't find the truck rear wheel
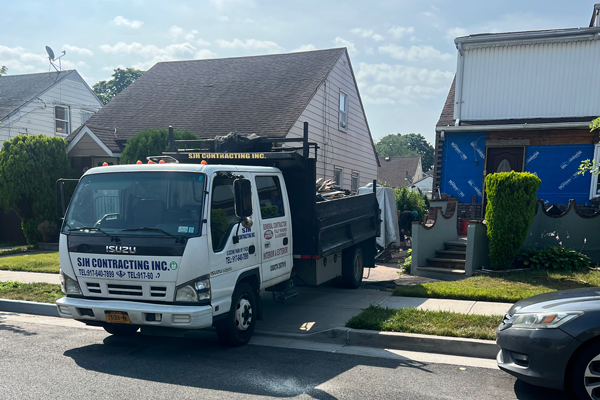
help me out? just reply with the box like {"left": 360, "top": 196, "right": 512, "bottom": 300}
{"left": 342, "top": 246, "right": 364, "bottom": 289}
{"left": 103, "top": 324, "right": 139, "bottom": 336}
{"left": 216, "top": 282, "right": 256, "bottom": 347}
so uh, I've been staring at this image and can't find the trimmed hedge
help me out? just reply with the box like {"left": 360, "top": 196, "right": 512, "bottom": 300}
{"left": 485, "top": 172, "right": 541, "bottom": 270}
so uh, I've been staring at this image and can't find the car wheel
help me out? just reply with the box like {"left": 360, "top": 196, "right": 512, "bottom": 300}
{"left": 342, "top": 246, "right": 364, "bottom": 289}
{"left": 103, "top": 324, "right": 139, "bottom": 336}
{"left": 570, "top": 341, "right": 600, "bottom": 399}
{"left": 216, "top": 282, "right": 256, "bottom": 347}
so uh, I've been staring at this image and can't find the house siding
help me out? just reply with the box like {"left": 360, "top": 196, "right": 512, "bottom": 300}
{"left": 0, "top": 73, "right": 101, "bottom": 143}
{"left": 286, "top": 52, "right": 378, "bottom": 189}
{"left": 457, "top": 39, "right": 600, "bottom": 121}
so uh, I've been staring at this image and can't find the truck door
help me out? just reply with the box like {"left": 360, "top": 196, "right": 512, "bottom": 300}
{"left": 254, "top": 174, "right": 293, "bottom": 284}
{"left": 208, "top": 173, "right": 260, "bottom": 284}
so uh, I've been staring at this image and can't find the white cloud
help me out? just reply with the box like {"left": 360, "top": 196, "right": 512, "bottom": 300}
{"left": 170, "top": 25, "right": 184, "bottom": 40}
{"left": 62, "top": 45, "right": 94, "bottom": 56}
{"left": 351, "top": 28, "right": 384, "bottom": 41}
{"left": 333, "top": 37, "right": 358, "bottom": 56}
{"left": 185, "top": 30, "right": 199, "bottom": 41}
{"left": 216, "top": 38, "right": 282, "bottom": 52}
{"left": 195, "top": 49, "right": 217, "bottom": 59}
{"left": 197, "top": 38, "right": 211, "bottom": 47}
{"left": 218, "top": 16, "right": 230, "bottom": 22}
{"left": 446, "top": 27, "right": 468, "bottom": 41}
{"left": 113, "top": 16, "right": 143, "bottom": 29}
{"left": 292, "top": 44, "right": 317, "bottom": 52}
{"left": 388, "top": 26, "right": 414, "bottom": 39}
{"left": 0, "top": 45, "right": 46, "bottom": 73}
{"left": 379, "top": 44, "right": 453, "bottom": 62}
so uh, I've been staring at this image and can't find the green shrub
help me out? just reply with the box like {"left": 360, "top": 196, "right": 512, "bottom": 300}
{"left": 485, "top": 172, "right": 541, "bottom": 270}
{"left": 0, "top": 135, "right": 74, "bottom": 244}
{"left": 515, "top": 246, "right": 590, "bottom": 272}
{"left": 120, "top": 128, "right": 198, "bottom": 164}
{"left": 399, "top": 249, "right": 412, "bottom": 275}
{"left": 394, "top": 187, "right": 428, "bottom": 221}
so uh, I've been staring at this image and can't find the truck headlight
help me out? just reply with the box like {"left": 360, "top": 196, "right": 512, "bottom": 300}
{"left": 509, "top": 311, "right": 582, "bottom": 329}
{"left": 175, "top": 275, "right": 211, "bottom": 303}
{"left": 60, "top": 271, "right": 82, "bottom": 295}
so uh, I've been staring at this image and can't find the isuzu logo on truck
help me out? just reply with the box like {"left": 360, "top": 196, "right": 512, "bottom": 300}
{"left": 106, "top": 245, "right": 137, "bottom": 254}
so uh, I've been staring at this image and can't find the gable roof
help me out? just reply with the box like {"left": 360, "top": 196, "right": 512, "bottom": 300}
{"left": 69, "top": 48, "right": 347, "bottom": 143}
{"left": 0, "top": 70, "right": 73, "bottom": 121}
{"left": 378, "top": 156, "right": 421, "bottom": 188}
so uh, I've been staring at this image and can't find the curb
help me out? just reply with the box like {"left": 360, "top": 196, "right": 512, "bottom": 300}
{"left": 0, "top": 299, "right": 499, "bottom": 360}
{"left": 254, "top": 327, "right": 499, "bottom": 360}
{"left": 0, "top": 299, "right": 59, "bottom": 317}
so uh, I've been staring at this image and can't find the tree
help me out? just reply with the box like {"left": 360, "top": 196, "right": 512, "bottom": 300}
{"left": 0, "top": 135, "right": 74, "bottom": 244}
{"left": 120, "top": 128, "right": 199, "bottom": 164}
{"left": 579, "top": 117, "right": 600, "bottom": 176}
{"left": 375, "top": 133, "right": 434, "bottom": 172}
{"left": 92, "top": 67, "right": 144, "bottom": 105}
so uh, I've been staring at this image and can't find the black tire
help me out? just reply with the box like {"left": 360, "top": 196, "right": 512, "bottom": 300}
{"left": 342, "top": 246, "right": 364, "bottom": 289}
{"left": 570, "top": 341, "right": 600, "bottom": 399}
{"left": 103, "top": 324, "right": 139, "bottom": 336}
{"left": 216, "top": 282, "right": 257, "bottom": 347}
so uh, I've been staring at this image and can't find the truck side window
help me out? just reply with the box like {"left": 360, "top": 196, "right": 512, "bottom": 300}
{"left": 256, "top": 176, "right": 284, "bottom": 219}
{"left": 211, "top": 175, "right": 237, "bottom": 252}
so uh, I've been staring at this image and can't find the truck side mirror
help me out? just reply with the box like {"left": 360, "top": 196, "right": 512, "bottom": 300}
{"left": 234, "top": 178, "right": 253, "bottom": 218}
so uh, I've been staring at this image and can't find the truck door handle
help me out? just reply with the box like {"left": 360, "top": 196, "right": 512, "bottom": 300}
{"left": 249, "top": 245, "right": 255, "bottom": 254}
{"left": 283, "top": 237, "right": 288, "bottom": 246}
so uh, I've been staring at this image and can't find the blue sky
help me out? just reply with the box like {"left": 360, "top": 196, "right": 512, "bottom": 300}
{"left": 1, "top": 1, "right": 595, "bottom": 144}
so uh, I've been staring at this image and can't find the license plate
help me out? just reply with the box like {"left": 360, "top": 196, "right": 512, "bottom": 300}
{"left": 105, "top": 311, "right": 131, "bottom": 324}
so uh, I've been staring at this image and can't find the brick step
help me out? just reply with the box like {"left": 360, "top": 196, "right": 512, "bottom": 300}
{"left": 444, "top": 240, "right": 467, "bottom": 251}
{"left": 435, "top": 250, "right": 466, "bottom": 260}
{"left": 425, "top": 257, "right": 466, "bottom": 269}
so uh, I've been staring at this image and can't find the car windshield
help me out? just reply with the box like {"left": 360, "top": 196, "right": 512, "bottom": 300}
{"left": 62, "top": 171, "right": 206, "bottom": 237}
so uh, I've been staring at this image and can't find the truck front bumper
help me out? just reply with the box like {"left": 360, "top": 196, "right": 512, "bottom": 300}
{"left": 56, "top": 297, "right": 213, "bottom": 329}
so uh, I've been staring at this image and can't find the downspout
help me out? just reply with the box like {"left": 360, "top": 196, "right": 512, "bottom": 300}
{"left": 454, "top": 42, "right": 465, "bottom": 126}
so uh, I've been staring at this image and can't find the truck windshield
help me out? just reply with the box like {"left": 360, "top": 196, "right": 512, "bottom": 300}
{"left": 62, "top": 172, "right": 206, "bottom": 237}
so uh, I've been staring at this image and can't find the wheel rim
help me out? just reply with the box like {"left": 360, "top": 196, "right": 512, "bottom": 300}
{"left": 584, "top": 354, "right": 600, "bottom": 399}
{"left": 353, "top": 251, "right": 364, "bottom": 282}
{"left": 235, "top": 297, "right": 253, "bottom": 332}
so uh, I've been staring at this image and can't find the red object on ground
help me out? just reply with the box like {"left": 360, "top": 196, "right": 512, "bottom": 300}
{"left": 459, "top": 219, "right": 469, "bottom": 236}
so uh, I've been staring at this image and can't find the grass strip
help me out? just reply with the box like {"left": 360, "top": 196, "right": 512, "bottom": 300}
{"left": 0, "top": 252, "right": 60, "bottom": 273}
{"left": 346, "top": 305, "right": 502, "bottom": 340}
{"left": 0, "top": 281, "right": 62, "bottom": 303}
{"left": 394, "top": 270, "right": 600, "bottom": 303}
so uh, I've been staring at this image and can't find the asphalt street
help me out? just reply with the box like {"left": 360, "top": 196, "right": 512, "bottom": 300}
{"left": 0, "top": 312, "right": 569, "bottom": 400}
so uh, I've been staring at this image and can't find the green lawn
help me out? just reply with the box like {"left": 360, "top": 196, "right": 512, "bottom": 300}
{"left": 0, "top": 252, "right": 60, "bottom": 273}
{"left": 394, "top": 269, "right": 600, "bottom": 303}
{"left": 346, "top": 305, "right": 502, "bottom": 340}
{"left": 0, "top": 281, "right": 62, "bottom": 303}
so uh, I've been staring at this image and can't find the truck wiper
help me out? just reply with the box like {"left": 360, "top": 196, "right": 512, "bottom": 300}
{"left": 67, "top": 227, "right": 110, "bottom": 236}
{"left": 122, "top": 227, "right": 185, "bottom": 242}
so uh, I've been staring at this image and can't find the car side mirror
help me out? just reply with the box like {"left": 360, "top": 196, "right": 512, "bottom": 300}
{"left": 234, "top": 178, "right": 253, "bottom": 218}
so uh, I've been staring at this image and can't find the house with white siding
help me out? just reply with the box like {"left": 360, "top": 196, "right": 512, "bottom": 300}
{"left": 0, "top": 70, "right": 102, "bottom": 144}
{"left": 433, "top": 5, "right": 600, "bottom": 222}
{"left": 66, "top": 48, "right": 379, "bottom": 187}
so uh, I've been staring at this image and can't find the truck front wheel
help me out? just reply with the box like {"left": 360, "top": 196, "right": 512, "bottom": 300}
{"left": 342, "top": 246, "right": 364, "bottom": 289}
{"left": 216, "top": 282, "right": 257, "bottom": 347}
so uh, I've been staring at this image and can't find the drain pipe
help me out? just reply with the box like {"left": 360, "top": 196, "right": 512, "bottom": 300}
{"left": 454, "top": 42, "right": 466, "bottom": 126}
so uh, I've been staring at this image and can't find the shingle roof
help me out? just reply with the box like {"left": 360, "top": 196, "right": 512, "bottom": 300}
{"left": 378, "top": 156, "right": 421, "bottom": 188}
{"left": 69, "top": 48, "right": 346, "bottom": 143}
{"left": 436, "top": 76, "right": 455, "bottom": 127}
{"left": 0, "top": 70, "right": 72, "bottom": 121}
{"left": 70, "top": 124, "right": 122, "bottom": 153}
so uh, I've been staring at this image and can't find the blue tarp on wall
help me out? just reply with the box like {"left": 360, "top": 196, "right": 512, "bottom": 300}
{"left": 441, "top": 131, "right": 594, "bottom": 205}
{"left": 525, "top": 144, "right": 594, "bottom": 206}
{"left": 440, "top": 131, "right": 486, "bottom": 203}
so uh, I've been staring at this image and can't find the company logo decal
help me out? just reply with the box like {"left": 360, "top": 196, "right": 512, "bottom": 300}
{"left": 169, "top": 261, "right": 178, "bottom": 270}
{"left": 106, "top": 245, "right": 137, "bottom": 254}
{"left": 264, "top": 230, "right": 273, "bottom": 240}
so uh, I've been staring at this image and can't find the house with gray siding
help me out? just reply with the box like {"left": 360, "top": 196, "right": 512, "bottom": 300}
{"left": 433, "top": 6, "right": 600, "bottom": 222}
{"left": 66, "top": 48, "right": 379, "bottom": 187}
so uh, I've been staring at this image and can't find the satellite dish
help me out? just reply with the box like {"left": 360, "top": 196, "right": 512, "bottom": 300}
{"left": 45, "top": 46, "right": 55, "bottom": 61}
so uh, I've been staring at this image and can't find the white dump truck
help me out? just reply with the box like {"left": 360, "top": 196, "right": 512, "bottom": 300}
{"left": 56, "top": 124, "right": 379, "bottom": 346}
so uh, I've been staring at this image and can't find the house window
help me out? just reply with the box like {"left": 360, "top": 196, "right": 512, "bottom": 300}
{"left": 351, "top": 172, "right": 359, "bottom": 194}
{"left": 55, "top": 105, "right": 69, "bottom": 134}
{"left": 82, "top": 110, "right": 93, "bottom": 124}
{"left": 589, "top": 145, "right": 600, "bottom": 199}
{"left": 339, "top": 91, "right": 348, "bottom": 131}
{"left": 334, "top": 167, "right": 343, "bottom": 188}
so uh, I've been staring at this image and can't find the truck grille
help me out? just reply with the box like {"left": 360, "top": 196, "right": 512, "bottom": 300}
{"left": 108, "top": 284, "right": 143, "bottom": 296}
{"left": 84, "top": 281, "right": 168, "bottom": 299}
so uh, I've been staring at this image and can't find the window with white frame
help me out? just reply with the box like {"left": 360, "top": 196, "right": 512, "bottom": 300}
{"left": 351, "top": 171, "right": 359, "bottom": 194}
{"left": 55, "top": 105, "right": 69, "bottom": 134}
{"left": 334, "top": 167, "right": 343, "bottom": 188}
{"left": 81, "top": 110, "right": 94, "bottom": 124}
{"left": 338, "top": 91, "right": 348, "bottom": 131}
{"left": 589, "top": 144, "right": 600, "bottom": 199}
